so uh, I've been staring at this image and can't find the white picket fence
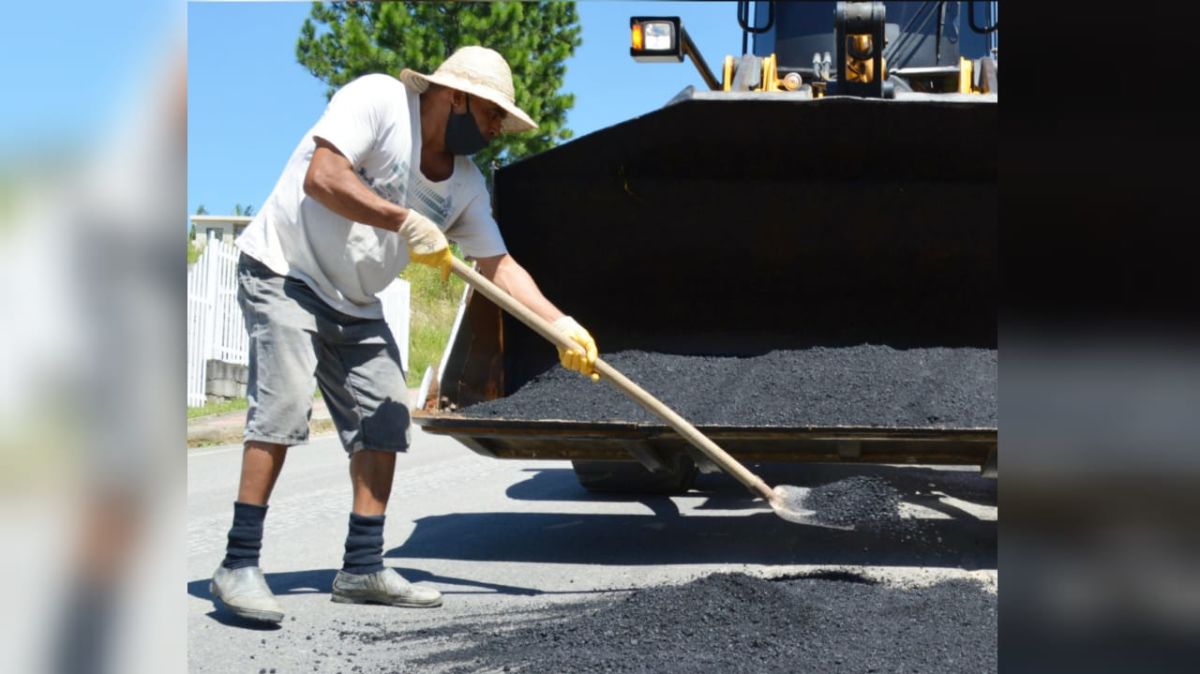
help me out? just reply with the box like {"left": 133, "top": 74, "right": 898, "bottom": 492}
{"left": 186, "top": 233, "right": 410, "bottom": 407}
{"left": 187, "top": 235, "right": 246, "bottom": 407}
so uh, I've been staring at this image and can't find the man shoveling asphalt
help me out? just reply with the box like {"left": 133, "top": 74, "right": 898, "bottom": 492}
{"left": 210, "top": 46, "right": 599, "bottom": 624}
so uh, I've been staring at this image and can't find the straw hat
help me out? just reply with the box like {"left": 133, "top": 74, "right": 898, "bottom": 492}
{"left": 400, "top": 46, "right": 537, "bottom": 134}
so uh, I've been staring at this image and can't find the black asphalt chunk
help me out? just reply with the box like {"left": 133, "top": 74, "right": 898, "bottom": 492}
{"left": 802, "top": 476, "right": 904, "bottom": 528}
{"left": 461, "top": 346, "right": 997, "bottom": 429}
{"left": 339, "top": 572, "right": 995, "bottom": 673}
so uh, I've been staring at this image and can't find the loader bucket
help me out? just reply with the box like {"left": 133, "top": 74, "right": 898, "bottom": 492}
{"left": 491, "top": 91, "right": 997, "bottom": 393}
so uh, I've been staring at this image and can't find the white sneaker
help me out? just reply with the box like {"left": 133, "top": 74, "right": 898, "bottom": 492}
{"left": 331, "top": 568, "right": 443, "bottom": 608}
{"left": 210, "top": 565, "right": 284, "bottom": 623}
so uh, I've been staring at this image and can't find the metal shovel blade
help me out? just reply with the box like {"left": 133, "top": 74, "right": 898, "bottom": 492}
{"left": 769, "top": 485, "right": 855, "bottom": 530}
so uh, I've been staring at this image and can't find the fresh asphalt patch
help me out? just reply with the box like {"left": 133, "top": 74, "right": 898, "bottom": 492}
{"left": 329, "top": 572, "right": 995, "bottom": 673}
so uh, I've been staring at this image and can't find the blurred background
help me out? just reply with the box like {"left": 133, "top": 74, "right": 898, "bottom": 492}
{"left": 1000, "top": 3, "right": 1200, "bottom": 671}
{"left": 0, "top": 0, "right": 185, "bottom": 672}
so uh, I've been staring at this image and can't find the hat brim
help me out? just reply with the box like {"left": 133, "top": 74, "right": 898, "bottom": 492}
{"left": 400, "top": 69, "right": 538, "bottom": 134}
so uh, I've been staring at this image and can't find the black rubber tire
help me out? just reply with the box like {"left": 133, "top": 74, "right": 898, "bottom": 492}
{"left": 571, "top": 455, "right": 698, "bottom": 494}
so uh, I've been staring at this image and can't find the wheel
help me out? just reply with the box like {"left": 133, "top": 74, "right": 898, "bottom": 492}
{"left": 571, "top": 455, "right": 698, "bottom": 494}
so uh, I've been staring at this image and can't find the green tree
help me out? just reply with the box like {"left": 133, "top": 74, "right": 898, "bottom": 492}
{"left": 296, "top": 1, "right": 582, "bottom": 174}
{"left": 233, "top": 203, "right": 254, "bottom": 217}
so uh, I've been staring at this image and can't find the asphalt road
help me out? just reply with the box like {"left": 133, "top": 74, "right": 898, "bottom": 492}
{"left": 187, "top": 428, "right": 996, "bottom": 673}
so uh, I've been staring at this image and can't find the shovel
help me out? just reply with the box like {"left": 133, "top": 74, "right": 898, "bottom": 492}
{"left": 449, "top": 258, "right": 849, "bottom": 529}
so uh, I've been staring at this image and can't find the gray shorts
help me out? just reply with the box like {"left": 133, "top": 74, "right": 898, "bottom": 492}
{"left": 237, "top": 254, "right": 410, "bottom": 454}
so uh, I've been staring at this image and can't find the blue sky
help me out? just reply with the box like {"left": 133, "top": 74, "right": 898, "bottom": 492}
{"left": 0, "top": 0, "right": 180, "bottom": 157}
{"left": 187, "top": 1, "right": 748, "bottom": 219}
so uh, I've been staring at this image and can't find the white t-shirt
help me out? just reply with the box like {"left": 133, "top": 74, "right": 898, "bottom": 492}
{"left": 236, "top": 73, "right": 507, "bottom": 318}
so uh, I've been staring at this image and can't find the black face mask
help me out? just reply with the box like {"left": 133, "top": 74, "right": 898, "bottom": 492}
{"left": 445, "top": 95, "right": 489, "bottom": 156}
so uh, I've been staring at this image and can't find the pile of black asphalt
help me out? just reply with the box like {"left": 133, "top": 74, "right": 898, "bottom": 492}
{"left": 338, "top": 572, "right": 995, "bottom": 673}
{"left": 460, "top": 346, "right": 996, "bottom": 429}
{"left": 800, "top": 475, "right": 906, "bottom": 528}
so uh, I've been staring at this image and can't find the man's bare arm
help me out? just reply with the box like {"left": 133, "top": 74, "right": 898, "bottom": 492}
{"left": 473, "top": 254, "right": 564, "bottom": 324}
{"left": 302, "top": 138, "right": 410, "bottom": 232}
{"left": 475, "top": 253, "right": 599, "bottom": 379}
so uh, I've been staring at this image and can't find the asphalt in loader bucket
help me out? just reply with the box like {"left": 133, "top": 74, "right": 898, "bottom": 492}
{"left": 418, "top": 90, "right": 996, "bottom": 496}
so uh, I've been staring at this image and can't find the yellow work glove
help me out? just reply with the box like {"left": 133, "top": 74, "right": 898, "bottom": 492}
{"left": 552, "top": 316, "right": 599, "bottom": 382}
{"left": 399, "top": 209, "right": 452, "bottom": 282}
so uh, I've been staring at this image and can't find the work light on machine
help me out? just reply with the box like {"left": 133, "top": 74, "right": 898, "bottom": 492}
{"left": 630, "top": 17, "right": 683, "bottom": 62}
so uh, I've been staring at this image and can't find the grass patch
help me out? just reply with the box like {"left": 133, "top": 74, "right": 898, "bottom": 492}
{"left": 401, "top": 246, "right": 467, "bottom": 387}
{"left": 188, "top": 390, "right": 321, "bottom": 418}
{"left": 187, "top": 397, "right": 248, "bottom": 419}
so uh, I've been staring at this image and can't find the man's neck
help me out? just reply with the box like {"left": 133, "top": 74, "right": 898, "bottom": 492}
{"left": 417, "top": 91, "right": 454, "bottom": 181}
{"left": 418, "top": 92, "right": 448, "bottom": 155}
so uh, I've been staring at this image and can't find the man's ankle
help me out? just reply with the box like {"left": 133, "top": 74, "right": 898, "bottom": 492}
{"left": 342, "top": 512, "right": 385, "bottom": 575}
{"left": 221, "top": 501, "right": 268, "bottom": 569}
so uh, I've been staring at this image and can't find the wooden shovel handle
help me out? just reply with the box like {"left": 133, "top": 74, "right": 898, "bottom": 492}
{"left": 449, "top": 257, "right": 776, "bottom": 501}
